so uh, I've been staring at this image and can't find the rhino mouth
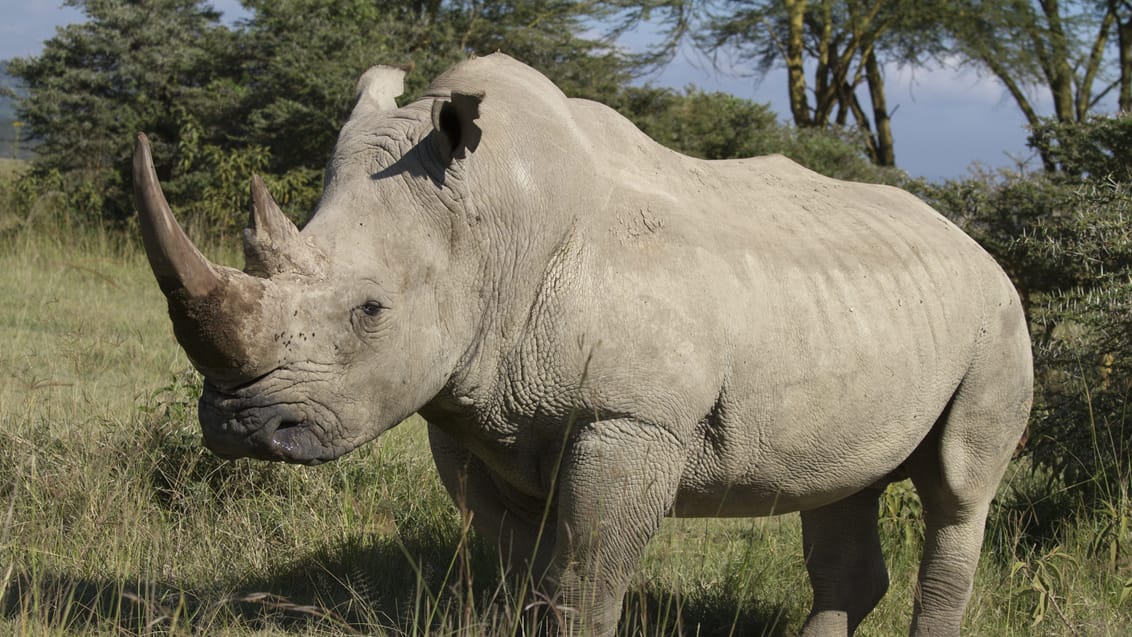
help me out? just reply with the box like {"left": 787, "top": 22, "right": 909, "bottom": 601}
{"left": 198, "top": 382, "right": 342, "bottom": 465}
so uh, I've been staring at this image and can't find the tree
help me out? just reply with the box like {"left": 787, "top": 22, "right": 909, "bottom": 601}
{"left": 610, "top": 84, "right": 900, "bottom": 181}
{"left": 7, "top": 0, "right": 239, "bottom": 222}
{"left": 706, "top": 0, "right": 948, "bottom": 167}
{"left": 607, "top": 1, "right": 946, "bottom": 168}
{"left": 8, "top": 0, "right": 630, "bottom": 229}
{"left": 1114, "top": 0, "right": 1132, "bottom": 112}
{"left": 944, "top": 0, "right": 1130, "bottom": 171}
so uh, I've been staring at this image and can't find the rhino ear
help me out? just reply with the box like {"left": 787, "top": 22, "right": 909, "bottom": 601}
{"left": 431, "top": 91, "right": 484, "bottom": 163}
{"left": 350, "top": 64, "right": 411, "bottom": 118}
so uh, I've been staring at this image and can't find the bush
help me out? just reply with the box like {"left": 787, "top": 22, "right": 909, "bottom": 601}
{"left": 1029, "top": 257, "right": 1132, "bottom": 504}
{"left": 1029, "top": 113, "right": 1132, "bottom": 181}
{"left": 0, "top": 167, "right": 106, "bottom": 236}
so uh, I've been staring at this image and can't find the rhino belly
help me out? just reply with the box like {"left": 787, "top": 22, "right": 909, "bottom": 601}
{"left": 669, "top": 364, "right": 957, "bottom": 518}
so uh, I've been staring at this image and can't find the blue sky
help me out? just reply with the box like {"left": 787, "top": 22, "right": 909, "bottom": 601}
{"left": 1, "top": 0, "right": 1050, "bottom": 181}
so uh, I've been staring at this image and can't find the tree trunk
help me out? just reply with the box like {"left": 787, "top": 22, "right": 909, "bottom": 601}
{"left": 864, "top": 48, "right": 895, "bottom": 166}
{"left": 846, "top": 89, "right": 880, "bottom": 164}
{"left": 1078, "top": 7, "right": 1115, "bottom": 120}
{"left": 784, "top": 0, "right": 813, "bottom": 126}
{"left": 1117, "top": 1, "right": 1132, "bottom": 112}
{"left": 1037, "top": 0, "right": 1077, "bottom": 122}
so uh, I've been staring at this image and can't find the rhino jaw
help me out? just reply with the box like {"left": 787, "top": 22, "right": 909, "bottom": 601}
{"left": 197, "top": 380, "right": 346, "bottom": 465}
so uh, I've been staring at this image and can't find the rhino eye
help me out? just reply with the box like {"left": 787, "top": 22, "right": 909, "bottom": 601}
{"left": 360, "top": 301, "right": 384, "bottom": 317}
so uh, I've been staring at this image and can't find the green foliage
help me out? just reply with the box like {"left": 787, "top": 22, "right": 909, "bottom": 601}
{"left": 879, "top": 481, "right": 923, "bottom": 550}
{"left": 0, "top": 165, "right": 105, "bottom": 235}
{"left": 940, "top": 0, "right": 1130, "bottom": 168}
{"left": 1029, "top": 113, "right": 1132, "bottom": 180}
{"left": 777, "top": 125, "right": 904, "bottom": 184}
{"left": 608, "top": 0, "right": 956, "bottom": 167}
{"left": 611, "top": 85, "right": 779, "bottom": 159}
{"left": 6, "top": 0, "right": 631, "bottom": 233}
{"left": 1008, "top": 545, "right": 1080, "bottom": 628}
{"left": 1028, "top": 264, "right": 1132, "bottom": 504}
{"left": 236, "top": 0, "right": 427, "bottom": 176}
{"left": 164, "top": 111, "right": 322, "bottom": 234}
{"left": 5, "top": 0, "right": 892, "bottom": 237}
{"left": 236, "top": 0, "right": 628, "bottom": 175}
{"left": 912, "top": 171, "right": 1132, "bottom": 305}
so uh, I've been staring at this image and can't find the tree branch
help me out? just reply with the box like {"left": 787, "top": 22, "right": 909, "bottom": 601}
{"left": 1077, "top": 6, "right": 1116, "bottom": 120}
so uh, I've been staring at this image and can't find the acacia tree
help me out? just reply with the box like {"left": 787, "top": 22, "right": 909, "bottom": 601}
{"left": 944, "top": 0, "right": 1130, "bottom": 171}
{"left": 607, "top": 1, "right": 945, "bottom": 167}
{"left": 707, "top": 0, "right": 948, "bottom": 166}
{"left": 1117, "top": 0, "right": 1132, "bottom": 111}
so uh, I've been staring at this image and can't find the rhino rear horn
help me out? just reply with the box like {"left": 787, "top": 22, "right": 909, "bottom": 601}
{"left": 133, "top": 133, "right": 222, "bottom": 298}
{"left": 243, "top": 176, "right": 307, "bottom": 277}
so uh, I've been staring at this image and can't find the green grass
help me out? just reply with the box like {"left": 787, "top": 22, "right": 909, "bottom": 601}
{"left": 0, "top": 228, "right": 1129, "bottom": 635}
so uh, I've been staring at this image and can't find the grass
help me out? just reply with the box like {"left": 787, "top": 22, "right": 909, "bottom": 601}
{"left": 0, "top": 159, "right": 27, "bottom": 182}
{"left": 0, "top": 225, "right": 1129, "bottom": 635}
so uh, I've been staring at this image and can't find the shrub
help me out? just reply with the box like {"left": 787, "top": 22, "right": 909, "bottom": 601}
{"left": 1029, "top": 113, "right": 1132, "bottom": 181}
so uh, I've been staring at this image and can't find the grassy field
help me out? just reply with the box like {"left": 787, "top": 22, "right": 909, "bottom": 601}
{"left": 0, "top": 224, "right": 1129, "bottom": 635}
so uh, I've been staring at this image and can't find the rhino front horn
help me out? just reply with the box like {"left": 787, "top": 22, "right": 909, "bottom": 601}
{"left": 133, "top": 133, "right": 270, "bottom": 384}
{"left": 133, "top": 133, "right": 223, "bottom": 298}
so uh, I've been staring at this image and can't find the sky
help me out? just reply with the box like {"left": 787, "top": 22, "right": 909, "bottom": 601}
{"left": 0, "top": 0, "right": 1054, "bottom": 181}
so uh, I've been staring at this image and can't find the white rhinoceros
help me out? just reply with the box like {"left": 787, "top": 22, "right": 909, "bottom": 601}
{"left": 133, "top": 53, "right": 1032, "bottom": 636}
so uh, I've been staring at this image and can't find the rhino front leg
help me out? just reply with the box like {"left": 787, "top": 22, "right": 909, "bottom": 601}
{"left": 548, "top": 421, "right": 684, "bottom": 636}
{"left": 799, "top": 487, "right": 889, "bottom": 636}
{"left": 427, "top": 424, "right": 555, "bottom": 580}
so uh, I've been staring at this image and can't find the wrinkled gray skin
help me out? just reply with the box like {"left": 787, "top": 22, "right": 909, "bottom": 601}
{"left": 134, "top": 54, "right": 1032, "bottom": 636}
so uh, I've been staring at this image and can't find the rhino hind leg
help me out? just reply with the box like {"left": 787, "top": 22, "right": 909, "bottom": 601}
{"left": 905, "top": 427, "right": 1001, "bottom": 637}
{"left": 905, "top": 318, "right": 1033, "bottom": 636}
{"left": 799, "top": 487, "right": 889, "bottom": 636}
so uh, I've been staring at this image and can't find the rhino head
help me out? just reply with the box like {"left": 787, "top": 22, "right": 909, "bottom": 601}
{"left": 134, "top": 63, "right": 501, "bottom": 465}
